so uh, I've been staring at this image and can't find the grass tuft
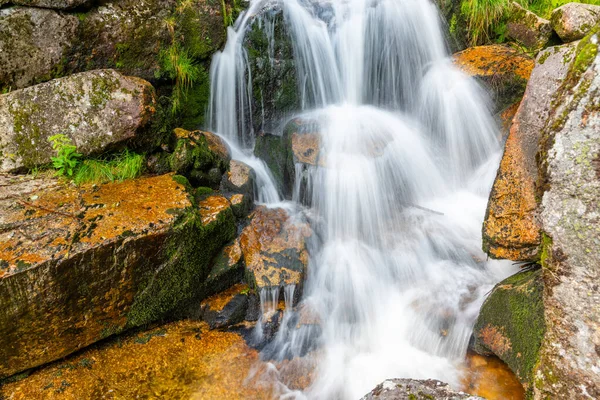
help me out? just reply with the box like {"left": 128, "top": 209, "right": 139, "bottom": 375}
{"left": 74, "top": 151, "right": 145, "bottom": 185}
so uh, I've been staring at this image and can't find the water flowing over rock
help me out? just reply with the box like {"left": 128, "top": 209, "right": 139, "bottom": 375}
{"left": 0, "top": 69, "right": 156, "bottom": 173}
{"left": 472, "top": 269, "right": 545, "bottom": 396}
{"left": 0, "top": 6, "right": 78, "bottom": 90}
{"left": 534, "top": 27, "right": 600, "bottom": 399}
{"left": 551, "top": 3, "right": 600, "bottom": 43}
{"left": 482, "top": 42, "right": 577, "bottom": 261}
{"left": 507, "top": 2, "right": 553, "bottom": 50}
{"left": 360, "top": 379, "right": 483, "bottom": 400}
{"left": 0, "top": 173, "right": 236, "bottom": 378}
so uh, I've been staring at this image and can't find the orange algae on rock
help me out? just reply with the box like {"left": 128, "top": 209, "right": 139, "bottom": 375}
{"left": 453, "top": 45, "right": 534, "bottom": 80}
{"left": 461, "top": 352, "right": 525, "bottom": 400}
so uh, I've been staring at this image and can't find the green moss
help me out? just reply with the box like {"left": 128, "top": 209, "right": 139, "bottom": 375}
{"left": 539, "top": 233, "right": 553, "bottom": 269}
{"left": 473, "top": 269, "right": 545, "bottom": 396}
{"left": 538, "top": 51, "right": 550, "bottom": 65}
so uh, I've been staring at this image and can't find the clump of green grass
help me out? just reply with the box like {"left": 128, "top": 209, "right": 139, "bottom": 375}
{"left": 159, "top": 44, "right": 201, "bottom": 114}
{"left": 461, "top": 0, "right": 513, "bottom": 45}
{"left": 74, "top": 151, "right": 144, "bottom": 185}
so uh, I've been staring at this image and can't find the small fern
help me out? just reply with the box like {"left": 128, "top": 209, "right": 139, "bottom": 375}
{"left": 48, "top": 134, "right": 82, "bottom": 177}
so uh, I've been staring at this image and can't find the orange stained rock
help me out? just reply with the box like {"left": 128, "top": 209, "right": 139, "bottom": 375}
{"left": 461, "top": 352, "right": 525, "bottom": 400}
{"left": 0, "top": 320, "right": 274, "bottom": 400}
{"left": 483, "top": 120, "right": 541, "bottom": 261}
{"left": 453, "top": 45, "right": 534, "bottom": 80}
{"left": 292, "top": 131, "right": 321, "bottom": 166}
{"left": 199, "top": 195, "right": 232, "bottom": 225}
{"left": 201, "top": 283, "right": 248, "bottom": 312}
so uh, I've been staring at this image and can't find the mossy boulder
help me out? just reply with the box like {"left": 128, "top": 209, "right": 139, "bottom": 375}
{"left": 169, "top": 128, "right": 231, "bottom": 187}
{"left": 472, "top": 269, "right": 545, "bottom": 396}
{"left": 551, "top": 3, "right": 600, "bottom": 43}
{"left": 254, "top": 132, "right": 294, "bottom": 196}
{"left": 9, "top": 0, "right": 92, "bottom": 10}
{"left": 533, "top": 26, "right": 600, "bottom": 399}
{"left": 0, "top": 6, "right": 78, "bottom": 91}
{"left": 240, "top": 206, "right": 311, "bottom": 294}
{"left": 482, "top": 42, "right": 577, "bottom": 262}
{"left": 452, "top": 45, "right": 534, "bottom": 113}
{"left": 0, "top": 173, "right": 236, "bottom": 379}
{"left": 361, "top": 379, "right": 483, "bottom": 399}
{"left": 507, "top": 2, "right": 553, "bottom": 50}
{"left": 0, "top": 69, "right": 156, "bottom": 173}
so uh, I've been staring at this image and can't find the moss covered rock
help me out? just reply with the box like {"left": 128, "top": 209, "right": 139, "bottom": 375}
{"left": 0, "top": 173, "right": 236, "bottom": 378}
{"left": 9, "top": 0, "right": 92, "bottom": 10}
{"left": 482, "top": 42, "right": 577, "bottom": 262}
{"left": 452, "top": 45, "right": 534, "bottom": 113}
{"left": 533, "top": 26, "right": 600, "bottom": 399}
{"left": 360, "top": 379, "right": 483, "bottom": 399}
{"left": 0, "top": 69, "right": 156, "bottom": 173}
{"left": 254, "top": 132, "right": 294, "bottom": 196}
{"left": 551, "top": 3, "right": 600, "bottom": 43}
{"left": 472, "top": 269, "right": 545, "bottom": 396}
{"left": 507, "top": 2, "right": 553, "bottom": 50}
{"left": 0, "top": 6, "right": 78, "bottom": 91}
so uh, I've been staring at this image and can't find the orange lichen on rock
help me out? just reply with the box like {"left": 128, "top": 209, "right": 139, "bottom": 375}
{"left": 292, "top": 131, "right": 321, "bottom": 166}
{"left": 453, "top": 45, "right": 534, "bottom": 80}
{"left": 461, "top": 352, "right": 525, "bottom": 400}
{"left": 199, "top": 195, "right": 232, "bottom": 225}
{"left": 201, "top": 283, "right": 248, "bottom": 312}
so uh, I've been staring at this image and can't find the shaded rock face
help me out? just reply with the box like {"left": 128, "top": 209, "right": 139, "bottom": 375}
{"left": 507, "top": 2, "right": 553, "bottom": 50}
{"left": 534, "top": 29, "right": 600, "bottom": 399}
{"left": 360, "top": 379, "right": 483, "bottom": 400}
{"left": 453, "top": 45, "right": 534, "bottom": 113}
{"left": 551, "top": 3, "right": 600, "bottom": 43}
{"left": 0, "top": 174, "right": 236, "bottom": 378}
{"left": 0, "top": 6, "right": 78, "bottom": 91}
{"left": 482, "top": 42, "right": 577, "bottom": 262}
{"left": 240, "top": 206, "right": 311, "bottom": 291}
{"left": 472, "top": 269, "right": 545, "bottom": 395}
{"left": 0, "top": 69, "right": 156, "bottom": 173}
{"left": 170, "top": 128, "right": 231, "bottom": 188}
{"left": 254, "top": 132, "right": 294, "bottom": 196}
{"left": 9, "top": 0, "right": 92, "bottom": 10}
{"left": 199, "top": 284, "right": 249, "bottom": 329}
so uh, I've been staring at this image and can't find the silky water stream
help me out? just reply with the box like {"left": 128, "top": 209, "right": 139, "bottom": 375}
{"left": 207, "top": 0, "right": 523, "bottom": 398}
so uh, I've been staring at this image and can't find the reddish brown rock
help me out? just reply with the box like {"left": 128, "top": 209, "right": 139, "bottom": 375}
{"left": 482, "top": 42, "right": 577, "bottom": 261}
{"left": 0, "top": 173, "right": 236, "bottom": 378}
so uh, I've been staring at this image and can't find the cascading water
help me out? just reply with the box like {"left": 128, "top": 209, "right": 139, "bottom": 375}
{"left": 207, "top": 0, "right": 517, "bottom": 398}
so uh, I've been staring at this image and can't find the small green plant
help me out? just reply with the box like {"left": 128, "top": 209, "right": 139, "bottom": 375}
{"left": 461, "top": 0, "right": 512, "bottom": 45}
{"left": 49, "top": 134, "right": 82, "bottom": 177}
{"left": 159, "top": 44, "right": 201, "bottom": 114}
{"left": 74, "top": 151, "right": 144, "bottom": 185}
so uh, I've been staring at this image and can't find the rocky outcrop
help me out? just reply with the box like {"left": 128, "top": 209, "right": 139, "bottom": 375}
{"left": 360, "top": 379, "right": 483, "bottom": 400}
{"left": 254, "top": 132, "right": 294, "bottom": 196}
{"left": 533, "top": 28, "right": 600, "bottom": 399}
{"left": 472, "top": 269, "right": 545, "bottom": 396}
{"left": 0, "top": 69, "right": 156, "bottom": 173}
{"left": 507, "top": 2, "right": 553, "bottom": 50}
{"left": 0, "top": 6, "right": 78, "bottom": 90}
{"left": 199, "top": 283, "right": 249, "bottom": 329}
{"left": 169, "top": 128, "right": 231, "bottom": 188}
{"left": 240, "top": 206, "right": 311, "bottom": 292}
{"left": 482, "top": 42, "right": 577, "bottom": 261}
{"left": 453, "top": 45, "right": 534, "bottom": 112}
{"left": 9, "top": 0, "right": 92, "bottom": 10}
{"left": 0, "top": 173, "right": 236, "bottom": 378}
{"left": 551, "top": 3, "right": 600, "bottom": 43}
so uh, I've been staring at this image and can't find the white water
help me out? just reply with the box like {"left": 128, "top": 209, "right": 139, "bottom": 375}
{"left": 207, "top": 0, "right": 516, "bottom": 398}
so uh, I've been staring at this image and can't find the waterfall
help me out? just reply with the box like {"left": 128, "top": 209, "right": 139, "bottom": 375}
{"left": 207, "top": 0, "right": 517, "bottom": 398}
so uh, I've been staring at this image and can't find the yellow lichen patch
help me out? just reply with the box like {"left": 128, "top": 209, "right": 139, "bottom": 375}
{"left": 453, "top": 45, "right": 534, "bottom": 80}
{"left": 223, "top": 238, "right": 243, "bottom": 267}
{"left": 483, "top": 119, "right": 541, "bottom": 261}
{"left": 460, "top": 352, "right": 525, "bottom": 400}
{"left": 292, "top": 132, "right": 321, "bottom": 166}
{"left": 0, "top": 320, "right": 274, "bottom": 400}
{"left": 201, "top": 283, "right": 248, "bottom": 312}
{"left": 199, "top": 195, "right": 231, "bottom": 225}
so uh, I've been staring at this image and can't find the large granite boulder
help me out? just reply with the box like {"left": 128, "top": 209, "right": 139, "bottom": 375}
{"left": 472, "top": 269, "right": 545, "bottom": 396}
{"left": 453, "top": 45, "right": 534, "bottom": 113}
{"left": 507, "top": 2, "right": 553, "bottom": 50}
{"left": 0, "top": 6, "right": 78, "bottom": 91}
{"left": 533, "top": 27, "right": 600, "bottom": 399}
{"left": 0, "top": 69, "right": 156, "bottom": 173}
{"left": 360, "top": 379, "right": 483, "bottom": 400}
{"left": 0, "top": 173, "right": 236, "bottom": 378}
{"left": 9, "top": 0, "right": 92, "bottom": 10}
{"left": 240, "top": 206, "right": 311, "bottom": 292}
{"left": 482, "top": 42, "right": 577, "bottom": 261}
{"left": 551, "top": 2, "right": 600, "bottom": 43}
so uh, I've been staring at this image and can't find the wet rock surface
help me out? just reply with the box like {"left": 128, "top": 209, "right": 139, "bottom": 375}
{"left": 482, "top": 42, "right": 577, "bottom": 261}
{"left": 453, "top": 45, "right": 534, "bottom": 112}
{"left": 0, "top": 174, "right": 236, "bottom": 378}
{"left": 551, "top": 3, "right": 600, "bottom": 43}
{"left": 472, "top": 269, "right": 545, "bottom": 395}
{"left": 8, "top": 0, "right": 92, "bottom": 9}
{"left": 507, "top": 2, "right": 553, "bottom": 50}
{"left": 0, "top": 69, "right": 156, "bottom": 173}
{"left": 200, "top": 284, "right": 249, "bottom": 329}
{"left": 240, "top": 206, "right": 311, "bottom": 291}
{"left": 0, "top": 6, "right": 78, "bottom": 90}
{"left": 360, "top": 379, "right": 484, "bottom": 400}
